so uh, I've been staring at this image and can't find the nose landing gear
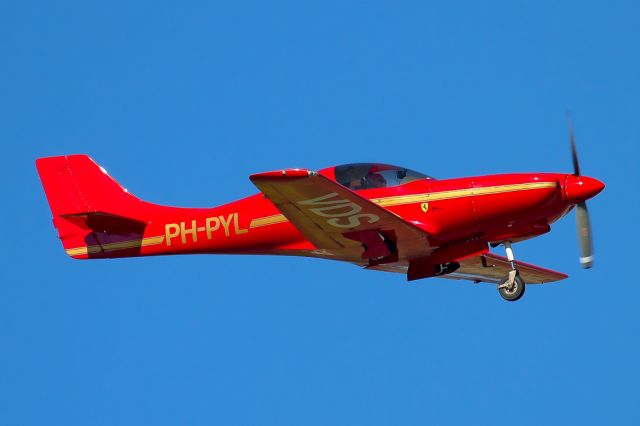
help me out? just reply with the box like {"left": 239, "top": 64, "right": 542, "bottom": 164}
{"left": 497, "top": 241, "right": 526, "bottom": 301}
{"left": 498, "top": 273, "right": 525, "bottom": 301}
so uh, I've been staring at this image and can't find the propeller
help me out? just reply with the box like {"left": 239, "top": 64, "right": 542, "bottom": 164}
{"left": 569, "top": 118, "right": 581, "bottom": 177}
{"left": 567, "top": 116, "right": 594, "bottom": 268}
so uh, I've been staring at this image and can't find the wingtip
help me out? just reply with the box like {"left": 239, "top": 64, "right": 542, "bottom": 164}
{"left": 250, "top": 168, "right": 316, "bottom": 181}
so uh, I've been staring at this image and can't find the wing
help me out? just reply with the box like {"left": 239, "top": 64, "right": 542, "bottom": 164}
{"left": 369, "top": 253, "right": 567, "bottom": 284}
{"left": 441, "top": 253, "right": 567, "bottom": 284}
{"left": 250, "top": 169, "right": 434, "bottom": 263}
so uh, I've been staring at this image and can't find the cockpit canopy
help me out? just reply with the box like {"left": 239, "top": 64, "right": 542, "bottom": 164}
{"left": 334, "top": 163, "right": 433, "bottom": 190}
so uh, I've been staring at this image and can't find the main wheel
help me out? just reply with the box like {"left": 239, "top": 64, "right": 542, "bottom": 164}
{"left": 498, "top": 274, "right": 526, "bottom": 302}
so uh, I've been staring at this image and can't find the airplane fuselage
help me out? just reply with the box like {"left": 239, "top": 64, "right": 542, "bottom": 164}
{"left": 62, "top": 171, "right": 581, "bottom": 262}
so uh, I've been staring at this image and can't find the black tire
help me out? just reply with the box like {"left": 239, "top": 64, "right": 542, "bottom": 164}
{"left": 498, "top": 274, "right": 526, "bottom": 302}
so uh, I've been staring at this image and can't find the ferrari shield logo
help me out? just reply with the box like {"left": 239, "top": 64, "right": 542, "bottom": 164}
{"left": 421, "top": 202, "right": 429, "bottom": 213}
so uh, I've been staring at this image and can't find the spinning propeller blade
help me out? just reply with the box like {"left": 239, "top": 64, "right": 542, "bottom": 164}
{"left": 568, "top": 116, "right": 581, "bottom": 176}
{"left": 567, "top": 118, "right": 594, "bottom": 268}
{"left": 576, "top": 202, "right": 593, "bottom": 268}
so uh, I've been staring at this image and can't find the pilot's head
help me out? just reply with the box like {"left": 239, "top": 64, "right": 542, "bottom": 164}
{"left": 366, "top": 173, "right": 386, "bottom": 188}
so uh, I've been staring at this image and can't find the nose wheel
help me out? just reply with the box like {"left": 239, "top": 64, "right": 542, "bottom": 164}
{"left": 498, "top": 273, "right": 525, "bottom": 301}
{"left": 497, "top": 241, "right": 526, "bottom": 302}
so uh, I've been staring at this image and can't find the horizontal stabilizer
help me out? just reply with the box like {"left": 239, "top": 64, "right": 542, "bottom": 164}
{"left": 60, "top": 211, "right": 146, "bottom": 233}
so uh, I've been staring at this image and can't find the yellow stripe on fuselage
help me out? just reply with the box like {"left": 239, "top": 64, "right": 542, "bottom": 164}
{"left": 64, "top": 182, "right": 558, "bottom": 255}
{"left": 65, "top": 235, "right": 165, "bottom": 257}
{"left": 248, "top": 181, "right": 557, "bottom": 226}
{"left": 370, "top": 181, "right": 557, "bottom": 207}
{"left": 249, "top": 214, "right": 288, "bottom": 228}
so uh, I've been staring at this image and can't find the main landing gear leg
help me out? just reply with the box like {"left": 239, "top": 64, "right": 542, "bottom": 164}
{"left": 497, "top": 241, "right": 526, "bottom": 301}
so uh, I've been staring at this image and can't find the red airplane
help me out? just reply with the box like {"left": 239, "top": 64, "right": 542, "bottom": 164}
{"left": 36, "top": 133, "right": 603, "bottom": 302}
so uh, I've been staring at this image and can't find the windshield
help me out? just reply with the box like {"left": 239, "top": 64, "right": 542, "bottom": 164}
{"left": 334, "top": 163, "right": 432, "bottom": 190}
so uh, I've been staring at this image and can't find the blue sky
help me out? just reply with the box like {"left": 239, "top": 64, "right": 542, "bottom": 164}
{"left": 1, "top": 1, "right": 639, "bottom": 425}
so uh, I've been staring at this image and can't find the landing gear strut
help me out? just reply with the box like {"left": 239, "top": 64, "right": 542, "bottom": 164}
{"left": 497, "top": 241, "right": 526, "bottom": 301}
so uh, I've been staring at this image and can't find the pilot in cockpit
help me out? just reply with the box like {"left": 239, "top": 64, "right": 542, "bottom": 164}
{"left": 364, "top": 172, "right": 387, "bottom": 189}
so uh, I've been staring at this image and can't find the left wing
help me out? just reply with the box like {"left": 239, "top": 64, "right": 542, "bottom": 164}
{"left": 250, "top": 169, "right": 434, "bottom": 263}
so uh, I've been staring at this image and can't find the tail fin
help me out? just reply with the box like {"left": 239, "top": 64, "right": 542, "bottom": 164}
{"left": 36, "top": 154, "right": 141, "bottom": 215}
{"left": 36, "top": 155, "right": 149, "bottom": 259}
